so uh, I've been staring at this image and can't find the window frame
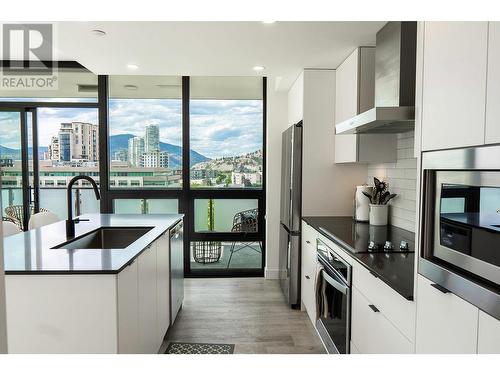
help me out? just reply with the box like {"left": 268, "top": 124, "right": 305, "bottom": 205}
{"left": 0, "top": 63, "right": 267, "bottom": 278}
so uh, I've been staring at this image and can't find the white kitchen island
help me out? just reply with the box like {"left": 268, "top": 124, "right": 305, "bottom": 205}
{"left": 2, "top": 214, "right": 184, "bottom": 354}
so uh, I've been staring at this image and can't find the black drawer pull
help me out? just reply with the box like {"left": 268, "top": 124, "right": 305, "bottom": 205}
{"left": 368, "top": 304, "right": 380, "bottom": 313}
{"left": 306, "top": 240, "right": 311, "bottom": 244}
{"left": 431, "top": 283, "right": 449, "bottom": 294}
{"left": 305, "top": 275, "right": 310, "bottom": 279}
{"left": 369, "top": 271, "right": 379, "bottom": 278}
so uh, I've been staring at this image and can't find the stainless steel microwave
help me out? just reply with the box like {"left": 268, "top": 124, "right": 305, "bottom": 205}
{"left": 421, "top": 145, "right": 500, "bottom": 320}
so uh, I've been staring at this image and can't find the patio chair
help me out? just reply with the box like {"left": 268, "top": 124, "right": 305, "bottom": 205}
{"left": 226, "top": 208, "right": 262, "bottom": 269}
{"left": 2, "top": 217, "right": 20, "bottom": 237}
{"left": 4, "top": 205, "right": 49, "bottom": 230}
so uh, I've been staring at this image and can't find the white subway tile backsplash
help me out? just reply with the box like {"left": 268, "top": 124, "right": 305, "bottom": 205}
{"left": 367, "top": 131, "right": 417, "bottom": 232}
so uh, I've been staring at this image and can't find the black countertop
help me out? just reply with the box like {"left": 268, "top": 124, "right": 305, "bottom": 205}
{"left": 3, "top": 214, "right": 183, "bottom": 274}
{"left": 302, "top": 216, "right": 415, "bottom": 300}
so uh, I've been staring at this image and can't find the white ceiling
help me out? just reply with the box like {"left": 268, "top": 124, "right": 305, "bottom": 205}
{"left": 55, "top": 21, "right": 386, "bottom": 91}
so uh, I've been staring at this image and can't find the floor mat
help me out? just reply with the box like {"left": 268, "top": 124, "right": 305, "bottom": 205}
{"left": 165, "top": 342, "right": 235, "bottom": 354}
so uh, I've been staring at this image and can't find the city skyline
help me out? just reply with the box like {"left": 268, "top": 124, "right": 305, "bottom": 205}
{"left": 0, "top": 99, "right": 263, "bottom": 160}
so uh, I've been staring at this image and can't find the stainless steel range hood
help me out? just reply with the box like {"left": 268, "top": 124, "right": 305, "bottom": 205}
{"left": 336, "top": 22, "right": 417, "bottom": 134}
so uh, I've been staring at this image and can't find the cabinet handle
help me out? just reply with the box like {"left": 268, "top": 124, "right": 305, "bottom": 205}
{"left": 369, "top": 270, "right": 379, "bottom": 278}
{"left": 368, "top": 304, "right": 380, "bottom": 313}
{"left": 306, "top": 240, "right": 311, "bottom": 244}
{"left": 305, "top": 275, "right": 310, "bottom": 279}
{"left": 431, "top": 283, "right": 449, "bottom": 294}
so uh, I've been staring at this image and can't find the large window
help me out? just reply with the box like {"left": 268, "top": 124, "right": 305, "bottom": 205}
{"left": 189, "top": 77, "right": 263, "bottom": 189}
{"left": 109, "top": 76, "right": 182, "bottom": 189}
{"left": 0, "top": 68, "right": 266, "bottom": 277}
{"left": 187, "top": 77, "right": 265, "bottom": 275}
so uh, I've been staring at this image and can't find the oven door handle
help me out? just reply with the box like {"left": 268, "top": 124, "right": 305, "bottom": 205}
{"left": 321, "top": 270, "right": 348, "bottom": 295}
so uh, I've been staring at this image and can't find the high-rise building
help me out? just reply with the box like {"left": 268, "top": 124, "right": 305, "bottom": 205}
{"left": 55, "top": 122, "right": 99, "bottom": 162}
{"left": 141, "top": 150, "right": 169, "bottom": 168}
{"left": 128, "top": 136, "right": 145, "bottom": 167}
{"left": 144, "top": 124, "right": 160, "bottom": 152}
{"left": 114, "top": 149, "right": 128, "bottom": 162}
{"left": 48, "top": 136, "right": 60, "bottom": 161}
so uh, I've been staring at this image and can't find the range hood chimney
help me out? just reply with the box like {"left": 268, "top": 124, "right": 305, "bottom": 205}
{"left": 336, "top": 21, "right": 417, "bottom": 134}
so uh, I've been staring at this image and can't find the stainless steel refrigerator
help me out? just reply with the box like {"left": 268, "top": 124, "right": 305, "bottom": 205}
{"left": 279, "top": 121, "right": 302, "bottom": 309}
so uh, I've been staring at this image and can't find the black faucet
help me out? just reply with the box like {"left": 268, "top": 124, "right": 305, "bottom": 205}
{"left": 66, "top": 175, "right": 100, "bottom": 238}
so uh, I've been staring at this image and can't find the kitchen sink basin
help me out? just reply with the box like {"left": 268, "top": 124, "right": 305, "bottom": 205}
{"left": 52, "top": 226, "right": 154, "bottom": 250}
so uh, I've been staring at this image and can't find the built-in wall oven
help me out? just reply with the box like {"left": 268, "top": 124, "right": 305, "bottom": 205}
{"left": 421, "top": 145, "right": 500, "bottom": 320}
{"left": 316, "top": 239, "right": 351, "bottom": 354}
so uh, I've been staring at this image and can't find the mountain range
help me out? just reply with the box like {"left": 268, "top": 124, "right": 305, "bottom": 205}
{"left": 0, "top": 134, "right": 210, "bottom": 168}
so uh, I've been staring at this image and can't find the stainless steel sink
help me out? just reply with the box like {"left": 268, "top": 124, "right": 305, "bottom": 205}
{"left": 52, "top": 226, "right": 154, "bottom": 250}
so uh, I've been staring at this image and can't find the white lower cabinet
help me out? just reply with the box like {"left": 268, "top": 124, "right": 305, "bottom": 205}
{"left": 117, "top": 260, "right": 139, "bottom": 354}
{"left": 478, "top": 310, "right": 500, "bottom": 354}
{"left": 415, "top": 275, "right": 479, "bottom": 354}
{"left": 138, "top": 241, "right": 159, "bottom": 354}
{"left": 351, "top": 287, "right": 412, "bottom": 354}
{"left": 301, "top": 221, "right": 317, "bottom": 326}
{"left": 156, "top": 232, "right": 170, "bottom": 348}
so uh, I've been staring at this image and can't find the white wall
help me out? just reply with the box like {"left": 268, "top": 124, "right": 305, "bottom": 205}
{"left": 301, "top": 69, "right": 367, "bottom": 216}
{"left": 265, "top": 77, "right": 289, "bottom": 279}
{"left": 367, "top": 131, "right": 418, "bottom": 232}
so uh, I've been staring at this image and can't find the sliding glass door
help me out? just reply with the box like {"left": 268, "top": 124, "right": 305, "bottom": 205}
{"left": 0, "top": 108, "right": 37, "bottom": 230}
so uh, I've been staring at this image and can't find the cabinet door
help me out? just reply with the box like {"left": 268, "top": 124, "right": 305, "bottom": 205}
{"left": 334, "top": 49, "right": 360, "bottom": 163}
{"left": 478, "top": 310, "right": 500, "bottom": 353}
{"left": 421, "top": 22, "right": 488, "bottom": 151}
{"left": 486, "top": 22, "right": 500, "bottom": 144}
{"left": 117, "top": 260, "right": 139, "bottom": 353}
{"left": 170, "top": 222, "right": 184, "bottom": 324}
{"left": 156, "top": 233, "right": 170, "bottom": 347}
{"left": 415, "top": 275, "right": 478, "bottom": 353}
{"left": 351, "top": 287, "right": 412, "bottom": 354}
{"left": 138, "top": 242, "right": 158, "bottom": 354}
{"left": 335, "top": 49, "right": 359, "bottom": 124}
{"left": 300, "top": 222, "right": 317, "bottom": 325}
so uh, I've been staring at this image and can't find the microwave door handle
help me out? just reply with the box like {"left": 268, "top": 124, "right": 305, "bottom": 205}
{"left": 321, "top": 270, "right": 348, "bottom": 295}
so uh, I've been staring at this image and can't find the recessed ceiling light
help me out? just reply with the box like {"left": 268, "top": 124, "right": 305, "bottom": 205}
{"left": 91, "top": 29, "right": 106, "bottom": 37}
{"left": 124, "top": 85, "right": 138, "bottom": 90}
{"left": 253, "top": 65, "right": 265, "bottom": 71}
{"left": 262, "top": 21, "right": 276, "bottom": 24}
{"left": 127, "top": 64, "right": 139, "bottom": 70}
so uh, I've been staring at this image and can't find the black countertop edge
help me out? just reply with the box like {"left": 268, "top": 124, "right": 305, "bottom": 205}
{"left": 302, "top": 216, "right": 415, "bottom": 301}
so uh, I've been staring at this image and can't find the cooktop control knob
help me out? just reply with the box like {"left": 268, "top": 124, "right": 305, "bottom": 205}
{"left": 368, "top": 241, "right": 379, "bottom": 252}
{"left": 383, "top": 241, "right": 394, "bottom": 251}
{"left": 400, "top": 241, "right": 410, "bottom": 252}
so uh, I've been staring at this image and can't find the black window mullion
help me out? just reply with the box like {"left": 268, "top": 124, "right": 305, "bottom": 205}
{"left": 19, "top": 109, "right": 30, "bottom": 230}
{"left": 98, "top": 75, "right": 111, "bottom": 213}
{"left": 30, "top": 108, "right": 40, "bottom": 213}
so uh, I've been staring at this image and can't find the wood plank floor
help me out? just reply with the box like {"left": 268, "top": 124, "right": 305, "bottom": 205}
{"left": 162, "top": 277, "right": 325, "bottom": 354}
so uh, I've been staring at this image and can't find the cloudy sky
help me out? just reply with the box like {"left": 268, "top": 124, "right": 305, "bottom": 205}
{"left": 0, "top": 99, "right": 263, "bottom": 159}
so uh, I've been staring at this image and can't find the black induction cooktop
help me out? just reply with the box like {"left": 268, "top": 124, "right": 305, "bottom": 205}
{"left": 317, "top": 221, "right": 415, "bottom": 254}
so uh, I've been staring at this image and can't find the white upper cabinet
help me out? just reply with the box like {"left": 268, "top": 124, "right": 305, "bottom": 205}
{"left": 486, "top": 22, "right": 500, "bottom": 145}
{"left": 334, "top": 47, "right": 397, "bottom": 163}
{"left": 421, "top": 22, "right": 488, "bottom": 151}
{"left": 415, "top": 275, "right": 479, "bottom": 353}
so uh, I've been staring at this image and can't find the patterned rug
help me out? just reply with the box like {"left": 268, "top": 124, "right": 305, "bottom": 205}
{"left": 165, "top": 342, "right": 235, "bottom": 354}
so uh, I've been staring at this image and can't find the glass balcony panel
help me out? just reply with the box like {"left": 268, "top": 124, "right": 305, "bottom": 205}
{"left": 194, "top": 198, "right": 258, "bottom": 233}
{"left": 113, "top": 198, "right": 179, "bottom": 214}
